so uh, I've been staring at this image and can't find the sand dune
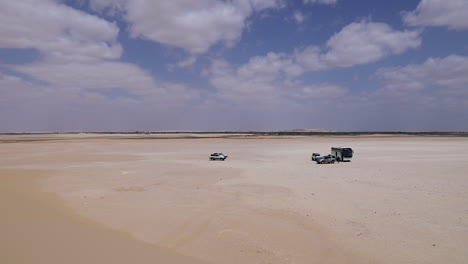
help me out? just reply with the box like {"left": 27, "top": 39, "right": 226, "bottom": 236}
{"left": 1, "top": 134, "right": 468, "bottom": 264}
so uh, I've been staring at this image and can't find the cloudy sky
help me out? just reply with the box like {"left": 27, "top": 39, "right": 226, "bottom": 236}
{"left": 1, "top": 0, "right": 467, "bottom": 132}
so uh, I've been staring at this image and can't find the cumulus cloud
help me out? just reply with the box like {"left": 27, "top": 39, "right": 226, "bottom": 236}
{"left": 203, "top": 20, "right": 420, "bottom": 105}
{"left": 357, "top": 55, "right": 468, "bottom": 130}
{"left": 375, "top": 55, "right": 468, "bottom": 97}
{"left": 206, "top": 57, "right": 347, "bottom": 104}
{"left": 207, "top": 59, "right": 280, "bottom": 102}
{"left": 8, "top": 56, "right": 199, "bottom": 105}
{"left": 295, "top": 21, "right": 421, "bottom": 70}
{"left": 12, "top": 61, "right": 158, "bottom": 94}
{"left": 293, "top": 11, "right": 306, "bottom": 24}
{"left": 0, "top": 0, "right": 201, "bottom": 133}
{"left": 205, "top": 51, "right": 468, "bottom": 130}
{"left": 0, "top": 72, "right": 44, "bottom": 104}
{"left": 2, "top": 1, "right": 465, "bottom": 132}
{"left": 293, "top": 46, "right": 325, "bottom": 71}
{"left": 403, "top": 0, "right": 468, "bottom": 30}
{"left": 224, "top": 20, "right": 421, "bottom": 78}
{"left": 89, "top": 0, "right": 284, "bottom": 54}
{"left": 176, "top": 56, "right": 198, "bottom": 68}
{"left": 291, "top": 83, "right": 348, "bottom": 99}
{"left": 0, "top": 0, "right": 198, "bottom": 98}
{"left": 0, "top": 0, "right": 122, "bottom": 62}
{"left": 0, "top": 71, "right": 197, "bottom": 132}
{"left": 237, "top": 52, "right": 304, "bottom": 79}
{"left": 321, "top": 21, "right": 421, "bottom": 67}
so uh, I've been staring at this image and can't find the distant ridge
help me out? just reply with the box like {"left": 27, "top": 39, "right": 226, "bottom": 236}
{"left": 289, "top": 129, "right": 332, "bottom": 133}
{"left": 1, "top": 131, "right": 468, "bottom": 137}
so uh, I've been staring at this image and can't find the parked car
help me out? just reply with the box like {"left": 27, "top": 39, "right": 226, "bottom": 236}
{"left": 210, "top": 153, "right": 228, "bottom": 161}
{"left": 316, "top": 155, "right": 336, "bottom": 164}
{"left": 315, "top": 155, "right": 325, "bottom": 163}
{"left": 311, "top": 153, "right": 321, "bottom": 161}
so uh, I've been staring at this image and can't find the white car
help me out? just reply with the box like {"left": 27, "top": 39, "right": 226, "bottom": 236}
{"left": 210, "top": 153, "right": 228, "bottom": 161}
{"left": 311, "top": 153, "right": 321, "bottom": 161}
{"left": 316, "top": 155, "right": 336, "bottom": 164}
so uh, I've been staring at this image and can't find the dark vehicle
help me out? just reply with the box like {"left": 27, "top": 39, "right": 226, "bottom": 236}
{"left": 210, "top": 153, "right": 228, "bottom": 161}
{"left": 331, "top": 147, "right": 354, "bottom": 162}
{"left": 311, "top": 153, "right": 321, "bottom": 161}
{"left": 316, "top": 155, "right": 336, "bottom": 164}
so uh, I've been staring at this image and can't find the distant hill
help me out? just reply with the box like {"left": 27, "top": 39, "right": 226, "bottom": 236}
{"left": 289, "top": 129, "right": 332, "bottom": 133}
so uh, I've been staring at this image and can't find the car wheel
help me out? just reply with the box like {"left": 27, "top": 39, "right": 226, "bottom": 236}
{"left": 331, "top": 160, "right": 335, "bottom": 164}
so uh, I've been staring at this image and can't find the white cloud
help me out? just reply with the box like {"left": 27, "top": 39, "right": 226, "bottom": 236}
{"left": 291, "top": 83, "right": 348, "bottom": 99}
{"left": 293, "top": 21, "right": 421, "bottom": 71}
{"left": 204, "top": 53, "right": 468, "bottom": 129}
{"left": 89, "top": 0, "right": 284, "bottom": 54}
{"left": 83, "top": 0, "right": 340, "bottom": 56}
{"left": 321, "top": 21, "right": 421, "bottom": 68}
{"left": 177, "top": 56, "right": 198, "bottom": 68}
{"left": 237, "top": 52, "right": 304, "bottom": 79}
{"left": 0, "top": 72, "right": 45, "bottom": 103}
{"left": 293, "top": 11, "right": 306, "bottom": 24}
{"left": 203, "top": 20, "right": 420, "bottom": 105}
{"left": 206, "top": 57, "right": 346, "bottom": 104}
{"left": 0, "top": 70, "right": 198, "bottom": 132}
{"left": 12, "top": 60, "right": 158, "bottom": 94}
{"left": 364, "top": 55, "right": 468, "bottom": 130}
{"left": 0, "top": 0, "right": 122, "bottom": 62}
{"left": 403, "top": 0, "right": 468, "bottom": 30}
{"left": 375, "top": 55, "right": 468, "bottom": 97}
{"left": 236, "top": 21, "right": 421, "bottom": 74}
{"left": 208, "top": 59, "right": 279, "bottom": 102}
{"left": 294, "top": 46, "right": 327, "bottom": 71}
{"left": 0, "top": 0, "right": 199, "bottom": 123}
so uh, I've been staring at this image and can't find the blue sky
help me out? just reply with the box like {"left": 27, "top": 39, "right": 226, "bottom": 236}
{"left": 1, "top": 0, "right": 467, "bottom": 132}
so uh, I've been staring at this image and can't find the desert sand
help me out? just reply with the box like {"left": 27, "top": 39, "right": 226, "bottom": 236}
{"left": 1, "top": 134, "right": 468, "bottom": 264}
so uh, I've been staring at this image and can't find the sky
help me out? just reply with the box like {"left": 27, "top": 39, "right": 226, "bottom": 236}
{"left": 1, "top": 0, "right": 467, "bottom": 132}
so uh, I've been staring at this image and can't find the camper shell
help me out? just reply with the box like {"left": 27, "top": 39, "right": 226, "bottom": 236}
{"left": 331, "top": 147, "right": 354, "bottom": 162}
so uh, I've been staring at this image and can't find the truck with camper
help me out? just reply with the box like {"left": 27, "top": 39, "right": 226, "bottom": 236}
{"left": 331, "top": 147, "right": 354, "bottom": 162}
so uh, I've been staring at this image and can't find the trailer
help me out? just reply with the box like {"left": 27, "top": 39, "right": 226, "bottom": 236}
{"left": 331, "top": 147, "right": 354, "bottom": 162}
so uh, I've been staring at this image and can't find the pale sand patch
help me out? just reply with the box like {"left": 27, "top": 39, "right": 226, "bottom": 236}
{"left": 0, "top": 170, "right": 207, "bottom": 264}
{"left": 2, "top": 135, "right": 468, "bottom": 264}
{"left": 115, "top": 187, "right": 146, "bottom": 192}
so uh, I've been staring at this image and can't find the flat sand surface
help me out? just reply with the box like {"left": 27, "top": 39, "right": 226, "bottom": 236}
{"left": 2, "top": 134, "right": 468, "bottom": 264}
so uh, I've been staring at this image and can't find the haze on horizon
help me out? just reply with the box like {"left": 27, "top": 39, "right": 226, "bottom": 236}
{"left": 1, "top": 0, "right": 467, "bottom": 132}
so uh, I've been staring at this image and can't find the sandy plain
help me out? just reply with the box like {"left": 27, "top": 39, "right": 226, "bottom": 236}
{"left": 1, "top": 134, "right": 468, "bottom": 264}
